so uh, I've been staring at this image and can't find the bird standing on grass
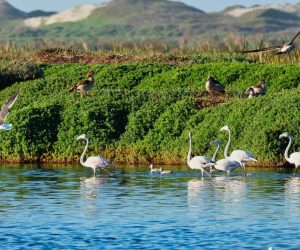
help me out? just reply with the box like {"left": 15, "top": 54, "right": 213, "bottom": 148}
{"left": 237, "top": 30, "right": 300, "bottom": 55}
{"left": 77, "top": 134, "right": 113, "bottom": 176}
{"left": 69, "top": 71, "right": 95, "bottom": 98}
{"left": 0, "top": 92, "right": 19, "bottom": 130}
{"left": 279, "top": 132, "right": 300, "bottom": 172}
{"left": 205, "top": 76, "right": 225, "bottom": 96}
{"left": 244, "top": 80, "right": 267, "bottom": 98}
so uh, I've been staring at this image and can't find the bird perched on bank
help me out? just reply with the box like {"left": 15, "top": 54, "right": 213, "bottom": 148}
{"left": 69, "top": 71, "right": 95, "bottom": 97}
{"left": 0, "top": 92, "right": 19, "bottom": 130}
{"left": 244, "top": 80, "right": 267, "bottom": 98}
{"left": 237, "top": 30, "right": 300, "bottom": 55}
{"left": 205, "top": 76, "right": 225, "bottom": 96}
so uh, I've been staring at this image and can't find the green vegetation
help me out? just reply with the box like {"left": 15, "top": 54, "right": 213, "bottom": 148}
{"left": 0, "top": 59, "right": 299, "bottom": 166}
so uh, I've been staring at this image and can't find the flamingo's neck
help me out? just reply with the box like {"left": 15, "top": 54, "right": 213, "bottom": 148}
{"left": 284, "top": 136, "right": 292, "bottom": 163}
{"left": 80, "top": 138, "right": 89, "bottom": 166}
{"left": 224, "top": 129, "right": 231, "bottom": 158}
{"left": 187, "top": 136, "right": 192, "bottom": 165}
{"left": 212, "top": 144, "right": 220, "bottom": 162}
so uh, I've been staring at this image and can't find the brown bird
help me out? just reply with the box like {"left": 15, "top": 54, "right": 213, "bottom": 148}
{"left": 237, "top": 30, "right": 300, "bottom": 55}
{"left": 244, "top": 80, "right": 267, "bottom": 98}
{"left": 205, "top": 76, "right": 225, "bottom": 96}
{"left": 69, "top": 71, "right": 95, "bottom": 97}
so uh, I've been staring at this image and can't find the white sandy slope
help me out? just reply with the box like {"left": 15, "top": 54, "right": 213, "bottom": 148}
{"left": 224, "top": 3, "right": 298, "bottom": 17}
{"left": 24, "top": 3, "right": 106, "bottom": 28}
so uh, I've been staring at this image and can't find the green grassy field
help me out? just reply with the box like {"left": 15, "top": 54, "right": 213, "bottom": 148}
{"left": 0, "top": 56, "right": 299, "bottom": 166}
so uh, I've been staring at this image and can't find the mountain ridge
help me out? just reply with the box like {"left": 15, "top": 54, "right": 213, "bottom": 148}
{"left": 0, "top": 0, "right": 299, "bottom": 44}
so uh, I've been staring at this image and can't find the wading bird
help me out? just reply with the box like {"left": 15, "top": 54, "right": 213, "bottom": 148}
{"left": 77, "top": 134, "right": 113, "bottom": 176}
{"left": 221, "top": 125, "right": 257, "bottom": 173}
{"left": 237, "top": 30, "right": 300, "bottom": 55}
{"left": 279, "top": 132, "right": 300, "bottom": 171}
{"left": 69, "top": 71, "right": 95, "bottom": 97}
{"left": 187, "top": 132, "right": 216, "bottom": 177}
{"left": 205, "top": 76, "right": 225, "bottom": 96}
{"left": 213, "top": 158, "right": 242, "bottom": 176}
{"left": 0, "top": 92, "right": 19, "bottom": 130}
{"left": 244, "top": 80, "right": 267, "bottom": 98}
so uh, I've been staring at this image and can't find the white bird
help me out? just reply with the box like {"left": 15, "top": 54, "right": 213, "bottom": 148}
{"left": 279, "top": 132, "right": 300, "bottom": 171}
{"left": 213, "top": 158, "right": 242, "bottom": 176}
{"left": 0, "top": 92, "right": 19, "bottom": 130}
{"left": 77, "top": 134, "right": 113, "bottom": 176}
{"left": 221, "top": 125, "right": 257, "bottom": 173}
{"left": 160, "top": 168, "right": 173, "bottom": 174}
{"left": 149, "top": 164, "right": 161, "bottom": 173}
{"left": 237, "top": 30, "right": 300, "bottom": 55}
{"left": 187, "top": 132, "right": 214, "bottom": 177}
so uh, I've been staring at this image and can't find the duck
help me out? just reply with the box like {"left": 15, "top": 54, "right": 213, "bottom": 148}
{"left": 149, "top": 164, "right": 161, "bottom": 173}
{"left": 160, "top": 168, "right": 173, "bottom": 174}
{"left": 205, "top": 76, "right": 225, "bottom": 96}
{"left": 69, "top": 71, "right": 95, "bottom": 97}
{"left": 237, "top": 30, "right": 300, "bottom": 55}
{"left": 244, "top": 80, "right": 267, "bottom": 98}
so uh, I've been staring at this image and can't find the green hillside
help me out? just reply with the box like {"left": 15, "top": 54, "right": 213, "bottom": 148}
{"left": 0, "top": 59, "right": 299, "bottom": 165}
{"left": 0, "top": 0, "right": 299, "bottom": 44}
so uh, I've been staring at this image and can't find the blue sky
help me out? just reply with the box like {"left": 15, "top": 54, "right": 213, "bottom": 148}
{"left": 6, "top": 0, "right": 300, "bottom": 12}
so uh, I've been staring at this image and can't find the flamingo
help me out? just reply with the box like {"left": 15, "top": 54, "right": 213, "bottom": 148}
{"left": 221, "top": 125, "right": 257, "bottom": 173}
{"left": 77, "top": 134, "right": 113, "bottom": 176}
{"left": 0, "top": 92, "right": 19, "bottom": 130}
{"left": 213, "top": 158, "right": 242, "bottom": 176}
{"left": 187, "top": 132, "right": 215, "bottom": 177}
{"left": 237, "top": 30, "right": 300, "bottom": 55}
{"left": 279, "top": 132, "right": 300, "bottom": 171}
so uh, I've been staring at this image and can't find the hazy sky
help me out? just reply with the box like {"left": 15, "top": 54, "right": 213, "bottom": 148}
{"left": 6, "top": 0, "right": 300, "bottom": 12}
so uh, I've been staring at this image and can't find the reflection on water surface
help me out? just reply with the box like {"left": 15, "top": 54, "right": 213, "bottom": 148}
{"left": 0, "top": 165, "right": 299, "bottom": 249}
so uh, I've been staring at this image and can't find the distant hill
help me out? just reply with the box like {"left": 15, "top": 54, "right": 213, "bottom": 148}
{"left": 0, "top": 0, "right": 299, "bottom": 45}
{"left": 0, "top": 0, "right": 26, "bottom": 20}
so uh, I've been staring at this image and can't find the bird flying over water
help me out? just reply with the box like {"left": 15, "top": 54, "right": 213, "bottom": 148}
{"left": 69, "top": 71, "right": 95, "bottom": 97}
{"left": 237, "top": 30, "right": 300, "bottom": 55}
{"left": 0, "top": 92, "right": 19, "bottom": 130}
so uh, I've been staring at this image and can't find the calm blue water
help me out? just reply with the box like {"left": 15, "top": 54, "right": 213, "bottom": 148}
{"left": 0, "top": 165, "right": 300, "bottom": 249}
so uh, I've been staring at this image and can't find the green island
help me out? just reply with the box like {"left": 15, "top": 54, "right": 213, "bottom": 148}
{"left": 0, "top": 51, "right": 299, "bottom": 167}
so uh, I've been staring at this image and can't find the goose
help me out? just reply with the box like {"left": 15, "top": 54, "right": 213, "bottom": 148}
{"left": 69, "top": 71, "right": 95, "bottom": 97}
{"left": 0, "top": 92, "right": 19, "bottom": 130}
{"left": 279, "top": 132, "right": 300, "bottom": 171}
{"left": 244, "top": 80, "right": 267, "bottom": 98}
{"left": 237, "top": 30, "right": 300, "bottom": 55}
{"left": 205, "top": 76, "right": 225, "bottom": 96}
{"left": 149, "top": 164, "right": 161, "bottom": 173}
{"left": 160, "top": 168, "right": 173, "bottom": 174}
